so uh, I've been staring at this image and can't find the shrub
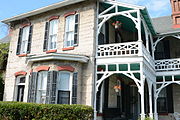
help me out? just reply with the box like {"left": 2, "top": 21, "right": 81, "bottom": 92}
{"left": 0, "top": 102, "right": 93, "bottom": 120}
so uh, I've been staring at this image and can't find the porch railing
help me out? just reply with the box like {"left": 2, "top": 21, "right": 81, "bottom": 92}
{"left": 155, "top": 58, "right": 180, "bottom": 71}
{"left": 97, "top": 42, "right": 139, "bottom": 57}
{"left": 97, "top": 41, "right": 154, "bottom": 66}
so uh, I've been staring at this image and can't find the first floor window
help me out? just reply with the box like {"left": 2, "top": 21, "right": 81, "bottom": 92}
{"left": 15, "top": 76, "right": 26, "bottom": 102}
{"left": 36, "top": 71, "right": 48, "bottom": 104}
{"left": 57, "top": 72, "right": 71, "bottom": 104}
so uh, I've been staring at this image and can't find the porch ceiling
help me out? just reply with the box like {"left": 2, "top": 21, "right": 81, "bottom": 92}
{"left": 100, "top": 2, "right": 156, "bottom": 35}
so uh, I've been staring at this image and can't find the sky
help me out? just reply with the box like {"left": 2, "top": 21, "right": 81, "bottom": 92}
{"left": 0, "top": 0, "right": 172, "bottom": 39}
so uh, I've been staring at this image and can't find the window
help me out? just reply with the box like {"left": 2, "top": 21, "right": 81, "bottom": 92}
{"left": 16, "top": 25, "right": 33, "bottom": 55}
{"left": 57, "top": 72, "right": 72, "bottom": 104}
{"left": 43, "top": 19, "right": 58, "bottom": 51}
{"left": 14, "top": 76, "right": 26, "bottom": 102}
{"left": 36, "top": 71, "right": 48, "bottom": 104}
{"left": 64, "top": 13, "right": 79, "bottom": 48}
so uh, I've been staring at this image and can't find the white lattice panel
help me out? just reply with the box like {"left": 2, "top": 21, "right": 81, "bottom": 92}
{"left": 155, "top": 58, "right": 180, "bottom": 71}
{"left": 97, "top": 42, "right": 139, "bottom": 57}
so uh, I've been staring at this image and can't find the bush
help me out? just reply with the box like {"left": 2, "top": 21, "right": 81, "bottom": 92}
{"left": 0, "top": 102, "right": 93, "bottom": 120}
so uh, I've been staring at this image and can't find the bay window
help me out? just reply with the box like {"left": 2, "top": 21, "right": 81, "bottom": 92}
{"left": 28, "top": 70, "right": 77, "bottom": 104}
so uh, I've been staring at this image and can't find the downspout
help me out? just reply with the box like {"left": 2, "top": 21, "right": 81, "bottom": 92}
{"left": 93, "top": 0, "right": 99, "bottom": 120}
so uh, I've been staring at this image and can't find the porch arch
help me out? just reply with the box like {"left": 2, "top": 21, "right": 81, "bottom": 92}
{"left": 153, "top": 34, "right": 180, "bottom": 52}
{"left": 96, "top": 72, "right": 141, "bottom": 92}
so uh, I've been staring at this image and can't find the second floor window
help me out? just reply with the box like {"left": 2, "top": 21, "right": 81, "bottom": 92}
{"left": 64, "top": 13, "right": 79, "bottom": 48}
{"left": 43, "top": 19, "right": 58, "bottom": 51}
{"left": 16, "top": 25, "right": 33, "bottom": 55}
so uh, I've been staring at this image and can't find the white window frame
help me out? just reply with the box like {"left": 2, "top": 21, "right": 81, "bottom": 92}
{"left": 36, "top": 71, "right": 48, "bottom": 104}
{"left": 48, "top": 19, "right": 58, "bottom": 50}
{"left": 14, "top": 76, "right": 26, "bottom": 102}
{"left": 56, "top": 71, "right": 73, "bottom": 104}
{"left": 64, "top": 15, "right": 76, "bottom": 48}
{"left": 20, "top": 26, "right": 30, "bottom": 54}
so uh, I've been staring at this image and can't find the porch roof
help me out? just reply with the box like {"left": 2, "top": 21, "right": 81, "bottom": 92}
{"left": 101, "top": 1, "right": 156, "bottom": 35}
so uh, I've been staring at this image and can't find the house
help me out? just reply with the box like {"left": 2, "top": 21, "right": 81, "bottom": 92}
{"left": 1, "top": 0, "right": 180, "bottom": 120}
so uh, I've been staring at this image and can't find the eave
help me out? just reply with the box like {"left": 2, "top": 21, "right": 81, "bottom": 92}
{"left": 26, "top": 53, "right": 89, "bottom": 64}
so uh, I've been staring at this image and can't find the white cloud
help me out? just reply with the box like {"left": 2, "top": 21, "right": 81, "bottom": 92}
{"left": 117, "top": 0, "right": 171, "bottom": 17}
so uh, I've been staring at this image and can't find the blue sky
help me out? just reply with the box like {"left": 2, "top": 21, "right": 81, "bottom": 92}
{"left": 0, "top": 0, "right": 172, "bottom": 39}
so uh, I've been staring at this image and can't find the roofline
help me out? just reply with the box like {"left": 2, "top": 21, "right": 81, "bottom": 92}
{"left": 102, "top": 0, "right": 145, "bottom": 10}
{"left": 1, "top": 0, "right": 86, "bottom": 24}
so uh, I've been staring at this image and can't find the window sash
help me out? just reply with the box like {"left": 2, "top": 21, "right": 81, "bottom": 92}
{"left": 36, "top": 71, "right": 48, "bottom": 104}
{"left": 64, "top": 15, "right": 75, "bottom": 47}
{"left": 48, "top": 19, "right": 58, "bottom": 50}
{"left": 20, "top": 26, "right": 30, "bottom": 54}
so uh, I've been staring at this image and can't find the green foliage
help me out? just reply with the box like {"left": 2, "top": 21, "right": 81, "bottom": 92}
{"left": 138, "top": 117, "right": 154, "bottom": 120}
{"left": 0, "top": 43, "right": 9, "bottom": 70}
{"left": 0, "top": 102, "right": 93, "bottom": 120}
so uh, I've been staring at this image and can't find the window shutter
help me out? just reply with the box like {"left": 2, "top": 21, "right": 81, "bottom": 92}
{"left": 16, "top": 28, "right": 23, "bottom": 55}
{"left": 28, "top": 72, "right": 38, "bottom": 103}
{"left": 72, "top": 72, "right": 78, "bottom": 104}
{"left": 27, "top": 25, "right": 33, "bottom": 54}
{"left": 43, "top": 22, "right": 49, "bottom": 51}
{"left": 74, "top": 14, "right": 79, "bottom": 46}
{"left": 46, "top": 71, "right": 57, "bottom": 104}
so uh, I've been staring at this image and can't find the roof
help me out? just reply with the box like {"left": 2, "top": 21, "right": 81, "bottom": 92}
{"left": 0, "top": 36, "right": 10, "bottom": 43}
{"left": 152, "top": 16, "right": 180, "bottom": 35}
{"left": 1, "top": 0, "right": 86, "bottom": 24}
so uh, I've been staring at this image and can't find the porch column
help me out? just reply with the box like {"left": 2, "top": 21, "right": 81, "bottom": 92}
{"left": 137, "top": 10, "right": 142, "bottom": 41}
{"left": 148, "top": 81, "right": 153, "bottom": 119}
{"left": 154, "top": 84, "right": 158, "bottom": 120}
{"left": 140, "top": 75, "right": 145, "bottom": 120}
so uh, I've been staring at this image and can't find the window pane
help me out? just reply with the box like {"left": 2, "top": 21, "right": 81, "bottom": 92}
{"left": 57, "top": 91, "right": 70, "bottom": 104}
{"left": 58, "top": 72, "right": 70, "bottom": 90}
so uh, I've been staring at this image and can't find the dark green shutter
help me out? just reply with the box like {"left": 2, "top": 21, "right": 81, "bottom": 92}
{"left": 72, "top": 72, "right": 78, "bottom": 104}
{"left": 16, "top": 28, "right": 23, "bottom": 55}
{"left": 46, "top": 71, "right": 57, "bottom": 104}
{"left": 28, "top": 72, "right": 38, "bottom": 103}
{"left": 27, "top": 25, "right": 33, "bottom": 54}
{"left": 43, "top": 22, "right": 49, "bottom": 51}
{"left": 74, "top": 14, "right": 79, "bottom": 45}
